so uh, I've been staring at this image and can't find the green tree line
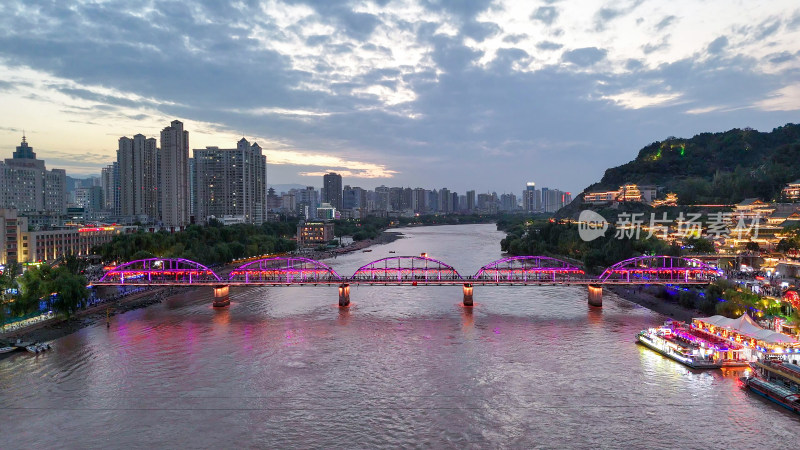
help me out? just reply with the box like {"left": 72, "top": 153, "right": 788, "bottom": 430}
{"left": 1, "top": 256, "right": 90, "bottom": 322}
{"left": 93, "top": 221, "right": 298, "bottom": 265}
{"left": 496, "top": 217, "right": 717, "bottom": 273}
{"left": 586, "top": 124, "right": 800, "bottom": 204}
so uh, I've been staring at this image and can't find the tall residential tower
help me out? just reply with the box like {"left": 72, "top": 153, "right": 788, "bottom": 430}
{"left": 160, "top": 120, "right": 190, "bottom": 229}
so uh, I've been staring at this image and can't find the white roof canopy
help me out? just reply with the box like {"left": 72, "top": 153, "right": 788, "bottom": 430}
{"left": 695, "top": 314, "right": 799, "bottom": 345}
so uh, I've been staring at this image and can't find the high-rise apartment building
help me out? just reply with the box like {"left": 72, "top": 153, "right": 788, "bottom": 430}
{"left": 194, "top": 138, "right": 267, "bottom": 224}
{"left": 117, "top": 134, "right": 158, "bottom": 222}
{"left": 322, "top": 172, "right": 343, "bottom": 211}
{"left": 523, "top": 182, "right": 537, "bottom": 213}
{"left": 0, "top": 135, "right": 66, "bottom": 216}
{"left": 293, "top": 186, "right": 319, "bottom": 219}
{"left": 343, "top": 186, "right": 365, "bottom": 210}
{"left": 160, "top": 120, "right": 190, "bottom": 229}
{"left": 412, "top": 188, "right": 427, "bottom": 213}
{"left": 100, "top": 163, "right": 118, "bottom": 213}
{"left": 438, "top": 188, "right": 452, "bottom": 213}
{"left": 466, "top": 190, "right": 476, "bottom": 213}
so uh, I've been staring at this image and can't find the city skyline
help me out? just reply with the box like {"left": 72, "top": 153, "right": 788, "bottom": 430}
{"left": 1, "top": 1, "right": 799, "bottom": 194}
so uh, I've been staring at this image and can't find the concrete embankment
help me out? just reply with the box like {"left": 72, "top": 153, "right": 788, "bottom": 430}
{"left": 607, "top": 285, "right": 699, "bottom": 322}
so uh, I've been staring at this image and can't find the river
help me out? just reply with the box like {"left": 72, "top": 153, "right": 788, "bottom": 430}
{"left": 1, "top": 224, "right": 797, "bottom": 448}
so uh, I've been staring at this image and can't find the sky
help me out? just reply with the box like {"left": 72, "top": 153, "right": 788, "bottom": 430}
{"left": 0, "top": 0, "right": 798, "bottom": 196}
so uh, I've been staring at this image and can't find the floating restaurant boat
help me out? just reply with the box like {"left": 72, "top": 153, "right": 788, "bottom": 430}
{"left": 637, "top": 326, "right": 722, "bottom": 369}
{"left": 739, "top": 376, "right": 800, "bottom": 415}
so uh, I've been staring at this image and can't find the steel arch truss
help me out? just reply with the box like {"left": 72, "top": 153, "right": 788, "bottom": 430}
{"left": 98, "top": 258, "right": 221, "bottom": 285}
{"left": 351, "top": 256, "right": 463, "bottom": 284}
{"left": 228, "top": 257, "right": 342, "bottom": 284}
{"left": 473, "top": 256, "right": 586, "bottom": 283}
{"left": 598, "top": 255, "right": 720, "bottom": 284}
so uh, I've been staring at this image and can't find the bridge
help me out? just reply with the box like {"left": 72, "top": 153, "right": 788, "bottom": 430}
{"left": 94, "top": 255, "right": 721, "bottom": 308}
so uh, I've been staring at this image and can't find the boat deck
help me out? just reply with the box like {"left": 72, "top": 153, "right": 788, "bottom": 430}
{"left": 748, "top": 377, "right": 800, "bottom": 400}
{"left": 754, "top": 361, "right": 800, "bottom": 386}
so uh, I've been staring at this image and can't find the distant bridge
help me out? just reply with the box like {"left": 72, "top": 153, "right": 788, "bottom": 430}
{"left": 93, "top": 255, "right": 721, "bottom": 307}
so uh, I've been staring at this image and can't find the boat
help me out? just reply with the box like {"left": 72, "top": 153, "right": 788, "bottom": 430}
{"left": 24, "top": 343, "right": 51, "bottom": 354}
{"left": 751, "top": 360, "right": 800, "bottom": 386}
{"left": 0, "top": 346, "right": 17, "bottom": 354}
{"left": 740, "top": 376, "right": 800, "bottom": 414}
{"left": 637, "top": 326, "right": 722, "bottom": 369}
{"left": 389, "top": 251, "right": 396, "bottom": 253}
{"left": 362, "top": 249, "right": 372, "bottom": 252}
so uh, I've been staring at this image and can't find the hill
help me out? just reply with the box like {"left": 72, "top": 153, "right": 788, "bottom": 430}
{"left": 584, "top": 123, "right": 800, "bottom": 205}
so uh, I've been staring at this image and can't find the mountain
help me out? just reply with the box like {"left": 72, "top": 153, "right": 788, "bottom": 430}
{"left": 583, "top": 123, "right": 800, "bottom": 205}
{"left": 268, "top": 183, "right": 309, "bottom": 194}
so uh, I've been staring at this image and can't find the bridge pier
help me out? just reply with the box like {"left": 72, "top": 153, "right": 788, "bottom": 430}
{"left": 463, "top": 283, "right": 474, "bottom": 307}
{"left": 212, "top": 285, "right": 230, "bottom": 307}
{"left": 587, "top": 284, "right": 602, "bottom": 307}
{"left": 338, "top": 283, "right": 351, "bottom": 307}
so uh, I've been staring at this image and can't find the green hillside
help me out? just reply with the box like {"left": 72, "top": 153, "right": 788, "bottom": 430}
{"left": 585, "top": 123, "right": 800, "bottom": 204}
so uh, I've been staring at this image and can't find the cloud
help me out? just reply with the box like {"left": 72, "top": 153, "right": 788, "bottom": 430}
{"left": 756, "top": 85, "right": 800, "bottom": 111}
{"left": 536, "top": 41, "right": 563, "bottom": 51}
{"left": 503, "top": 34, "right": 527, "bottom": 44}
{"left": 562, "top": 47, "right": 607, "bottom": 66}
{"left": 707, "top": 36, "right": 729, "bottom": 54}
{"left": 531, "top": 6, "right": 559, "bottom": 25}
{"left": 462, "top": 21, "right": 501, "bottom": 42}
{"left": 594, "top": 0, "right": 644, "bottom": 31}
{"left": 655, "top": 15, "right": 676, "bottom": 31}
{"left": 0, "top": 0, "right": 799, "bottom": 194}
{"left": 603, "top": 91, "right": 683, "bottom": 109}
{"left": 755, "top": 19, "right": 781, "bottom": 40}
{"left": 767, "top": 51, "right": 795, "bottom": 64}
{"left": 642, "top": 36, "right": 670, "bottom": 55}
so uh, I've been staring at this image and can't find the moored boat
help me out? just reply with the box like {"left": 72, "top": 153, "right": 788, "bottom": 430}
{"left": 0, "top": 346, "right": 17, "bottom": 354}
{"left": 637, "top": 326, "right": 722, "bottom": 369}
{"left": 24, "top": 343, "right": 52, "bottom": 354}
{"left": 739, "top": 376, "right": 800, "bottom": 415}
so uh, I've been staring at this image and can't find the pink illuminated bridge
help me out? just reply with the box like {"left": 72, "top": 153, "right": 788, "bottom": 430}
{"left": 96, "top": 255, "right": 720, "bottom": 287}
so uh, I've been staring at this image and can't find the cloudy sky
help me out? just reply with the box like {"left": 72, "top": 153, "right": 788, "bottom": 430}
{"left": 0, "top": 0, "right": 798, "bottom": 195}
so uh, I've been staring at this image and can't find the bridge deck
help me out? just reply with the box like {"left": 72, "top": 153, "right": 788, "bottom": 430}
{"left": 91, "top": 279, "right": 712, "bottom": 287}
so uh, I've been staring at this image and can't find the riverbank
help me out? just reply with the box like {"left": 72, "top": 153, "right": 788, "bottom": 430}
{"left": 0, "top": 229, "right": 405, "bottom": 347}
{"left": 0, "top": 287, "right": 191, "bottom": 348}
{"left": 608, "top": 285, "right": 699, "bottom": 322}
{"left": 303, "top": 230, "right": 404, "bottom": 261}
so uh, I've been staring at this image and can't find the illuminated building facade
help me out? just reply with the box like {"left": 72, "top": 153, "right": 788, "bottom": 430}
{"left": 296, "top": 221, "right": 335, "bottom": 247}
{"left": 782, "top": 180, "right": 800, "bottom": 201}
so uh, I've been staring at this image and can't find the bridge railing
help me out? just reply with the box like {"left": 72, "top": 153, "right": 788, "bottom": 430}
{"left": 228, "top": 257, "right": 342, "bottom": 284}
{"left": 98, "top": 258, "right": 221, "bottom": 284}
{"left": 472, "top": 255, "right": 587, "bottom": 282}
{"left": 598, "top": 256, "right": 720, "bottom": 283}
{"left": 351, "top": 256, "right": 463, "bottom": 282}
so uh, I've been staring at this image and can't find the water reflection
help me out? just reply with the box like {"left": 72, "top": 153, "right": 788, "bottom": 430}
{"left": 1, "top": 224, "right": 798, "bottom": 448}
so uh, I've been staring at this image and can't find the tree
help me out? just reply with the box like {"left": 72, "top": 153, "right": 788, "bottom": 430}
{"left": 684, "top": 237, "right": 715, "bottom": 254}
{"left": 15, "top": 265, "right": 53, "bottom": 316}
{"left": 745, "top": 241, "right": 760, "bottom": 252}
{"left": 48, "top": 268, "right": 89, "bottom": 318}
{"left": 777, "top": 238, "right": 798, "bottom": 253}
